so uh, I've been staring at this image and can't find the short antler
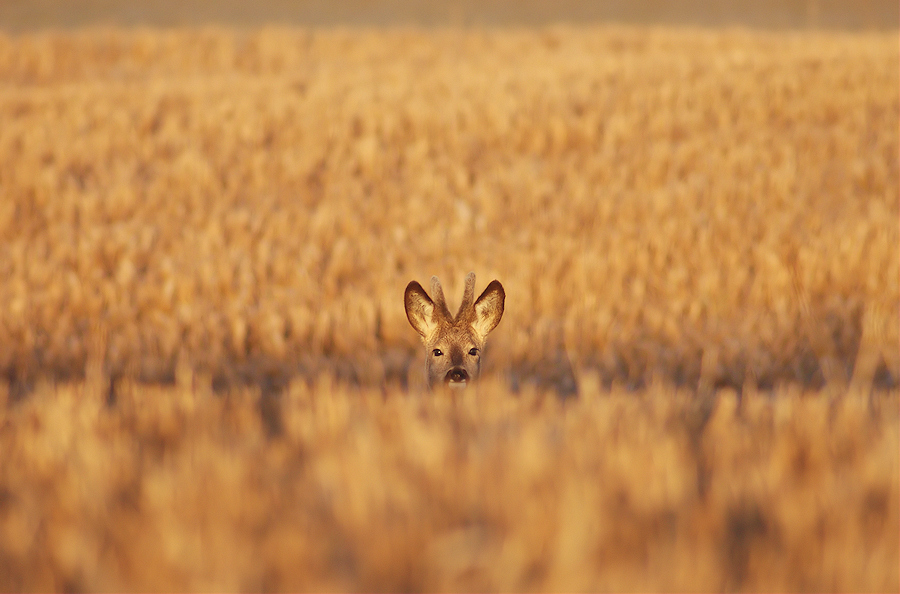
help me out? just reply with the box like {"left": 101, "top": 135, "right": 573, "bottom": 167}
{"left": 457, "top": 272, "right": 476, "bottom": 318}
{"left": 430, "top": 276, "right": 453, "bottom": 320}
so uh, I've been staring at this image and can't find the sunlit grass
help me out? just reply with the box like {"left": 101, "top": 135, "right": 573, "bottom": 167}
{"left": 0, "top": 25, "right": 896, "bottom": 590}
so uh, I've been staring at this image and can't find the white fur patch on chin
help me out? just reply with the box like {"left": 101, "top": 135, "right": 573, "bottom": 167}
{"left": 447, "top": 380, "right": 467, "bottom": 390}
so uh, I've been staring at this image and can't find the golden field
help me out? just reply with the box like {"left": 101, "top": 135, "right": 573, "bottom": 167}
{"left": 2, "top": 378, "right": 897, "bottom": 591}
{"left": 0, "top": 26, "right": 897, "bottom": 590}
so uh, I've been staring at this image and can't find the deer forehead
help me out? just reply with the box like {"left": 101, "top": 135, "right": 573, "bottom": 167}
{"left": 426, "top": 320, "right": 481, "bottom": 348}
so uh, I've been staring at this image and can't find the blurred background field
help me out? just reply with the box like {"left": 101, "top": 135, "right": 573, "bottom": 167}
{"left": 0, "top": 7, "right": 897, "bottom": 592}
{"left": 0, "top": 27, "right": 896, "bottom": 394}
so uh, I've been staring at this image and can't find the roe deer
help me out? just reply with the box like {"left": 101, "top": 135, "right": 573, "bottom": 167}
{"left": 405, "top": 272, "right": 505, "bottom": 390}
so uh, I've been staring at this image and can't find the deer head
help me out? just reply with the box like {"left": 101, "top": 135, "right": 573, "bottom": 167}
{"left": 405, "top": 272, "right": 505, "bottom": 390}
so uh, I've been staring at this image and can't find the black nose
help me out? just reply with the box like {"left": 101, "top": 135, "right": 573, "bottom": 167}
{"left": 445, "top": 368, "right": 469, "bottom": 383}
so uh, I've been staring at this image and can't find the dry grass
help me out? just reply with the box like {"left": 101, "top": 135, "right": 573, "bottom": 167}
{"left": 0, "top": 26, "right": 897, "bottom": 590}
{"left": 1, "top": 378, "right": 897, "bottom": 591}
{"left": 0, "top": 26, "right": 897, "bottom": 390}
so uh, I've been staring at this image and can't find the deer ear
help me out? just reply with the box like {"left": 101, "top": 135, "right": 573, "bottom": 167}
{"left": 405, "top": 281, "right": 439, "bottom": 342}
{"left": 472, "top": 280, "right": 505, "bottom": 340}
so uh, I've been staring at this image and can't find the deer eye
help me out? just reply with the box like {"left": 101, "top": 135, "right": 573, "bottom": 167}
{"left": 468, "top": 348, "right": 479, "bottom": 356}
{"left": 432, "top": 349, "right": 443, "bottom": 357}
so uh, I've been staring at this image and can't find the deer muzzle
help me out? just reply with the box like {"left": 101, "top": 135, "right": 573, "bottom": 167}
{"left": 445, "top": 367, "right": 470, "bottom": 387}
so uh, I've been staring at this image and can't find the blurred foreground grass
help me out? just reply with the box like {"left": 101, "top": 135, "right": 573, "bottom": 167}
{"left": 1, "top": 377, "right": 897, "bottom": 591}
